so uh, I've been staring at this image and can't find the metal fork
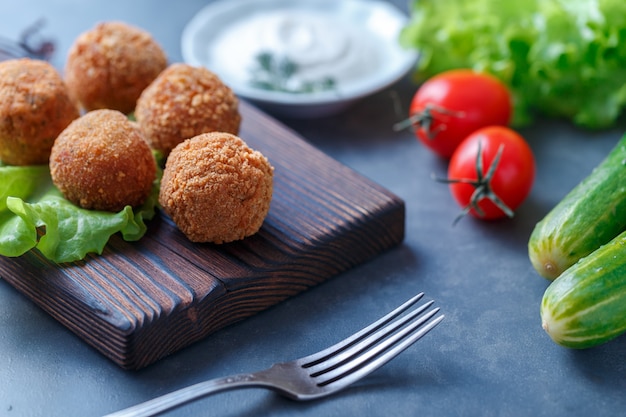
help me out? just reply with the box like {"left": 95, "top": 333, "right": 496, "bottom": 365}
{"left": 104, "top": 293, "right": 444, "bottom": 417}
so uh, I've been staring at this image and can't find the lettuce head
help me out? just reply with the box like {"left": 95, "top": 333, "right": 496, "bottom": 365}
{"left": 400, "top": 0, "right": 626, "bottom": 128}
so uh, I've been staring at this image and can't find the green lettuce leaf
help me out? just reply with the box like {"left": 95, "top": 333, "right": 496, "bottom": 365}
{"left": 0, "top": 163, "right": 159, "bottom": 263}
{"left": 400, "top": 0, "right": 626, "bottom": 129}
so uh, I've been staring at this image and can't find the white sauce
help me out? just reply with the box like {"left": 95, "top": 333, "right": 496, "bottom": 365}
{"left": 210, "top": 10, "right": 381, "bottom": 94}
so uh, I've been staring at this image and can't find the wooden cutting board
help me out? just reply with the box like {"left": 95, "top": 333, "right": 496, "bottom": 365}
{"left": 0, "top": 101, "right": 405, "bottom": 370}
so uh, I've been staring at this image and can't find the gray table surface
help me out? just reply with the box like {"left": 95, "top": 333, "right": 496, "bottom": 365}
{"left": 2, "top": 1, "right": 626, "bottom": 416}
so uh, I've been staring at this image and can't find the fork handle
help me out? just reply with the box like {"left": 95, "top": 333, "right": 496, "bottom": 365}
{"left": 102, "top": 373, "right": 269, "bottom": 417}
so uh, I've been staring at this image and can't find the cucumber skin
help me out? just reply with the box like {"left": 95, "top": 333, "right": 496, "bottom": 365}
{"left": 540, "top": 230, "right": 626, "bottom": 349}
{"left": 528, "top": 134, "right": 626, "bottom": 280}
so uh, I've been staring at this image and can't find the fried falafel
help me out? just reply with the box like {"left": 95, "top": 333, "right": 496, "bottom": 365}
{"left": 135, "top": 63, "right": 241, "bottom": 158}
{"left": 159, "top": 132, "right": 273, "bottom": 243}
{"left": 0, "top": 58, "right": 79, "bottom": 166}
{"left": 64, "top": 21, "right": 167, "bottom": 114}
{"left": 50, "top": 109, "right": 156, "bottom": 212}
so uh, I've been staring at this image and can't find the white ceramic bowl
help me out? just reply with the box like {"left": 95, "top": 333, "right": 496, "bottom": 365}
{"left": 181, "top": 0, "right": 417, "bottom": 118}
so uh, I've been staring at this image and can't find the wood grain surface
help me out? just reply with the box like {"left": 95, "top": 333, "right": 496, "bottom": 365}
{"left": 0, "top": 101, "right": 405, "bottom": 370}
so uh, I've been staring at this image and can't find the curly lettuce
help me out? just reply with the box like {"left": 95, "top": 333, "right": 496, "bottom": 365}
{"left": 0, "top": 163, "right": 159, "bottom": 263}
{"left": 400, "top": 0, "right": 626, "bottom": 128}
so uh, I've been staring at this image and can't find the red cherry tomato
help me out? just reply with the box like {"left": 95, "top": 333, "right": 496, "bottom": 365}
{"left": 407, "top": 69, "right": 512, "bottom": 158}
{"left": 444, "top": 126, "right": 535, "bottom": 222}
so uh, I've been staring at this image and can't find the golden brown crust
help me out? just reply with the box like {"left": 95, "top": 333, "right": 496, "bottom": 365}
{"left": 0, "top": 58, "right": 79, "bottom": 166}
{"left": 159, "top": 132, "right": 273, "bottom": 243}
{"left": 135, "top": 63, "right": 241, "bottom": 158}
{"left": 64, "top": 21, "right": 167, "bottom": 114}
{"left": 50, "top": 109, "right": 157, "bottom": 212}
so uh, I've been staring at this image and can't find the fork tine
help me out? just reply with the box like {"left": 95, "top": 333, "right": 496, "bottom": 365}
{"left": 314, "top": 308, "right": 444, "bottom": 389}
{"left": 304, "top": 298, "right": 436, "bottom": 374}
{"left": 299, "top": 293, "right": 426, "bottom": 367}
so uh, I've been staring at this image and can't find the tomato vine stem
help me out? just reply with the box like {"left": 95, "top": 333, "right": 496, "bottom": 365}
{"left": 393, "top": 104, "right": 465, "bottom": 139}
{"left": 433, "top": 140, "right": 514, "bottom": 225}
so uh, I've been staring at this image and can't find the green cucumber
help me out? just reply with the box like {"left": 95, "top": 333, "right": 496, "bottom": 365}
{"left": 541, "top": 230, "right": 626, "bottom": 349}
{"left": 528, "top": 134, "right": 626, "bottom": 280}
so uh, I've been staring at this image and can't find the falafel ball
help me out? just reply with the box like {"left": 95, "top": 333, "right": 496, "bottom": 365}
{"left": 64, "top": 21, "right": 167, "bottom": 114}
{"left": 159, "top": 132, "right": 273, "bottom": 243}
{"left": 0, "top": 58, "right": 79, "bottom": 166}
{"left": 50, "top": 109, "right": 157, "bottom": 212}
{"left": 135, "top": 63, "right": 241, "bottom": 158}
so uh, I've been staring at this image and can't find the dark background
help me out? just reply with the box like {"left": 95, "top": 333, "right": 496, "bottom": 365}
{"left": 1, "top": 1, "right": 626, "bottom": 416}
